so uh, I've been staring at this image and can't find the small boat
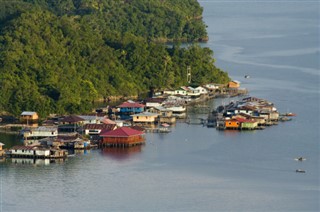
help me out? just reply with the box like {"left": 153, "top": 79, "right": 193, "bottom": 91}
{"left": 285, "top": 112, "right": 296, "bottom": 117}
{"left": 294, "top": 157, "right": 306, "bottom": 161}
{"left": 244, "top": 75, "right": 250, "bottom": 79}
{"left": 158, "top": 127, "right": 171, "bottom": 133}
{"left": 279, "top": 116, "right": 292, "bottom": 122}
{"left": 296, "top": 169, "right": 306, "bottom": 173}
{"left": 161, "top": 123, "right": 170, "bottom": 128}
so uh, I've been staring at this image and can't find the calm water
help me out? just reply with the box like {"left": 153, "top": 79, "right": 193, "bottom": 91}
{"left": 1, "top": 1, "right": 319, "bottom": 211}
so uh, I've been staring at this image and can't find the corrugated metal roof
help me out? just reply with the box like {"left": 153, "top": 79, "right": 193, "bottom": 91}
{"left": 83, "top": 124, "right": 116, "bottom": 130}
{"left": 21, "top": 111, "right": 37, "bottom": 116}
{"left": 235, "top": 118, "right": 256, "bottom": 123}
{"left": 61, "top": 115, "right": 84, "bottom": 123}
{"left": 130, "top": 112, "right": 158, "bottom": 117}
{"left": 101, "top": 118, "right": 116, "bottom": 124}
{"left": 10, "top": 146, "right": 36, "bottom": 150}
{"left": 100, "top": 127, "right": 144, "bottom": 137}
{"left": 145, "top": 98, "right": 166, "bottom": 103}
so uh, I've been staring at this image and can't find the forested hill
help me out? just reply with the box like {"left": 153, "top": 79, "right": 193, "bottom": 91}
{"left": 0, "top": 0, "right": 230, "bottom": 117}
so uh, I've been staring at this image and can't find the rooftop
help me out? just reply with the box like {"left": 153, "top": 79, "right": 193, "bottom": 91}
{"left": 21, "top": 111, "right": 37, "bottom": 116}
{"left": 100, "top": 127, "right": 144, "bottom": 137}
{"left": 117, "top": 102, "right": 145, "bottom": 108}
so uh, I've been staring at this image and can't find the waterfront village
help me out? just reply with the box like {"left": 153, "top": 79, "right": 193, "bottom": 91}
{"left": 0, "top": 80, "right": 295, "bottom": 163}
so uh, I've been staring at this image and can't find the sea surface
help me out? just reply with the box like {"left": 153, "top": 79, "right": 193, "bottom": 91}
{"left": 1, "top": 1, "right": 319, "bottom": 211}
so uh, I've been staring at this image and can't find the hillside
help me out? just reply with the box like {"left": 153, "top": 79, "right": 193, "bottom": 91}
{"left": 0, "top": 0, "right": 230, "bottom": 117}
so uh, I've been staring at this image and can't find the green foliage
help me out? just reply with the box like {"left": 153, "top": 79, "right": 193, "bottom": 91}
{"left": 0, "top": 0, "right": 230, "bottom": 117}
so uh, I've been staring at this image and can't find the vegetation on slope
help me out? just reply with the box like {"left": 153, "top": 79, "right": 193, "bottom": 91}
{"left": 0, "top": 0, "right": 230, "bottom": 117}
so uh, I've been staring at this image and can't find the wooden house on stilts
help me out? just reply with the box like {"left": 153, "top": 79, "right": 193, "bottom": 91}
{"left": 100, "top": 127, "right": 145, "bottom": 148}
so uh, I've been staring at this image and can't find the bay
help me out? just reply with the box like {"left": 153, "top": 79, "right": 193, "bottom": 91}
{"left": 1, "top": 1, "right": 319, "bottom": 211}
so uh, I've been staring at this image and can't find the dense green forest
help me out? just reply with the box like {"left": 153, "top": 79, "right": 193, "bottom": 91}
{"left": 0, "top": 0, "right": 230, "bottom": 117}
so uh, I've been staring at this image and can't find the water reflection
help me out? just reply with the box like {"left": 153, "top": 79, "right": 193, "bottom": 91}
{"left": 101, "top": 145, "right": 143, "bottom": 161}
{"left": 7, "top": 158, "right": 65, "bottom": 166}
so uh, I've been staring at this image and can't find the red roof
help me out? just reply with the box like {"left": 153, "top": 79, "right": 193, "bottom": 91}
{"left": 100, "top": 127, "right": 144, "bottom": 137}
{"left": 117, "top": 102, "right": 145, "bottom": 108}
{"left": 235, "top": 118, "right": 256, "bottom": 123}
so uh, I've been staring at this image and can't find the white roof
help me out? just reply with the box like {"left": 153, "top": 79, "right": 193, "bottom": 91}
{"left": 21, "top": 111, "right": 37, "bottom": 116}
{"left": 78, "top": 115, "right": 97, "bottom": 121}
{"left": 0, "top": 142, "right": 5, "bottom": 146}
{"left": 153, "top": 106, "right": 172, "bottom": 112}
{"left": 34, "top": 126, "right": 57, "bottom": 132}
{"left": 131, "top": 112, "right": 159, "bottom": 117}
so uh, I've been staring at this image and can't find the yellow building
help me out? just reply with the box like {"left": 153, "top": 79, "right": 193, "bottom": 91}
{"left": 20, "top": 111, "right": 39, "bottom": 123}
{"left": 228, "top": 80, "right": 240, "bottom": 88}
{"left": 0, "top": 142, "right": 4, "bottom": 151}
{"left": 131, "top": 112, "right": 159, "bottom": 124}
{"left": 225, "top": 119, "right": 240, "bottom": 129}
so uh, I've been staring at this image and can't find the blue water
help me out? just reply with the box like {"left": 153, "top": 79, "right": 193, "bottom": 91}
{"left": 1, "top": 1, "right": 319, "bottom": 211}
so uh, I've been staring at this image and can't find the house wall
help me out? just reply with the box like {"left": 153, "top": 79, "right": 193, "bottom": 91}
{"left": 237, "top": 110, "right": 253, "bottom": 115}
{"left": 12, "top": 149, "right": 34, "bottom": 156}
{"left": 228, "top": 82, "right": 240, "bottom": 88}
{"left": 35, "top": 149, "right": 50, "bottom": 156}
{"left": 195, "top": 87, "right": 208, "bottom": 94}
{"left": 85, "top": 129, "right": 102, "bottom": 135}
{"left": 132, "top": 115, "right": 158, "bottom": 123}
{"left": 120, "top": 107, "right": 144, "bottom": 113}
{"left": 225, "top": 120, "right": 240, "bottom": 128}
{"left": 164, "top": 91, "right": 175, "bottom": 95}
{"left": 102, "top": 135, "right": 145, "bottom": 144}
{"left": 270, "top": 112, "right": 279, "bottom": 120}
{"left": 241, "top": 122, "right": 258, "bottom": 129}
{"left": 24, "top": 130, "right": 58, "bottom": 138}
{"left": 259, "top": 113, "right": 270, "bottom": 120}
{"left": 159, "top": 117, "right": 176, "bottom": 124}
{"left": 146, "top": 102, "right": 162, "bottom": 108}
{"left": 83, "top": 120, "right": 98, "bottom": 124}
{"left": 174, "top": 90, "right": 187, "bottom": 95}
{"left": 21, "top": 113, "right": 39, "bottom": 121}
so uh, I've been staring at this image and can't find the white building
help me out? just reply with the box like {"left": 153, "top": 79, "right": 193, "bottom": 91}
{"left": 21, "top": 126, "right": 58, "bottom": 145}
{"left": 194, "top": 86, "right": 208, "bottom": 95}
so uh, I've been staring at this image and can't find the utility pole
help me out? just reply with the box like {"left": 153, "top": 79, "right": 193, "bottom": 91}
{"left": 187, "top": 66, "right": 191, "bottom": 84}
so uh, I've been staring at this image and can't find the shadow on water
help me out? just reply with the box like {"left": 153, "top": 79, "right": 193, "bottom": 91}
{"left": 101, "top": 145, "right": 144, "bottom": 161}
{"left": 4, "top": 158, "right": 65, "bottom": 166}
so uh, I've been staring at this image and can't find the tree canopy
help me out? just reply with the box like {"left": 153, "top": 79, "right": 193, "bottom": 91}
{"left": 0, "top": 0, "right": 230, "bottom": 117}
